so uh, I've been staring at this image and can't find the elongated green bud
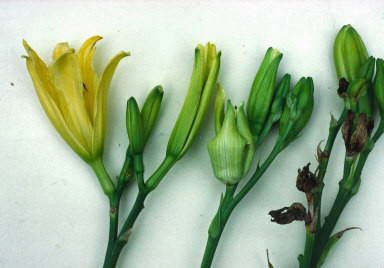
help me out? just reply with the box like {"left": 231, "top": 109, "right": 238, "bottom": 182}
{"left": 279, "top": 77, "right": 314, "bottom": 143}
{"left": 334, "top": 24, "right": 368, "bottom": 83}
{"left": 374, "top": 58, "right": 384, "bottom": 118}
{"left": 208, "top": 100, "right": 255, "bottom": 185}
{"left": 358, "top": 56, "right": 375, "bottom": 81}
{"left": 167, "top": 43, "right": 221, "bottom": 159}
{"left": 247, "top": 47, "right": 283, "bottom": 137}
{"left": 270, "top": 74, "right": 291, "bottom": 123}
{"left": 141, "top": 85, "right": 164, "bottom": 144}
{"left": 126, "top": 97, "right": 144, "bottom": 155}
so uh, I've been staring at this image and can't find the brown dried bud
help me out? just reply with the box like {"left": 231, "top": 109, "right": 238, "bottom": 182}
{"left": 269, "top": 203, "right": 307, "bottom": 225}
{"left": 337, "top": 78, "right": 349, "bottom": 98}
{"left": 296, "top": 163, "right": 318, "bottom": 193}
{"left": 342, "top": 110, "right": 374, "bottom": 156}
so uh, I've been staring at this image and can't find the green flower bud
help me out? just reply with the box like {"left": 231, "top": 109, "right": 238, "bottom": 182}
{"left": 358, "top": 56, "right": 375, "bottom": 81}
{"left": 167, "top": 43, "right": 221, "bottom": 159}
{"left": 247, "top": 47, "right": 283, "bottom": 137}
{"left": 334, "top": 24, "right": 369, "bottom": 83}
{"left": 126, "top": 97, "right": 144, "bottom": 155}
{"left": 270, "top": 74, "right": 291, "bottom": 123}
{"left": 214, "top": 83, "right": 226, "bottom": 134}
{"left": 345, "top": 78, "right": 373, "bottom": 116}
{"left": 141, "top": 85, "right": 164, "bottom": 144}
{"left": 374, "top": 58, "right": 384, "bottom": 118}
{"left": 347, "top": 78, "right": 368, "bottom": 102}
{"left": 208, "top": 100, "right": 255, "bottom": 185}
{"left": 279, "top": 77, "right": 314, "bottom": 143}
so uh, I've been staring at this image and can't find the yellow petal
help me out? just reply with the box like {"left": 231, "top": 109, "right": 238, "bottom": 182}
{"left": 49, "top": 49, "right": 94, "bottom": 153}
{"left": 53, "top": 42, "right": 71, "bottom": 61}
{"left": 77, "top": 36, "right": 102, "bottom": 123}
{"left": 23, "top": 40, "right": 59, "bottom": 105}
{"left": 23, "top": 41, "right": 91, "bottom": 161}
{"left": 92, "top": 51, "right": 130, "bottom": 156}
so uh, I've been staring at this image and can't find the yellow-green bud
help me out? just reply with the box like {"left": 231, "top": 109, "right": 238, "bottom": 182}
{"left": 167, "top": 43, "right": 221, "bottom": 159}
{"left": 334, "top": 24, "right": 369, "bottom": 83}
{"left": 126, "top": 97, "right": 144, "bottom": 155}
{"left": 208, "top": 99, "right": 255, "bottom": 185}
{"left": 141, "top": 85, "right": 164, "bottom": 144}
{"left": 279, "top": 77, "right": 314, "bottom": 144}
{"left": 247, "top": 47, "right": 283, "bottom": 137}
{"left": 374, "top": 58, "right": 384, "bottom": 118}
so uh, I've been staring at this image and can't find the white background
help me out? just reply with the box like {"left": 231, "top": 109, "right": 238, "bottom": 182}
{"left": 1, "top": 0, "right": 384, "bottom": 267}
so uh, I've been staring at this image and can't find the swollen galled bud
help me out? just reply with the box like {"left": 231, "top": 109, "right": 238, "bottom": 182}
{"left": 208, "top": 87, "right": 255, "bottom": 185}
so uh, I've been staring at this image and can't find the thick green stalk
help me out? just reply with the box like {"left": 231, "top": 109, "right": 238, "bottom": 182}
{"left": 300, "top": 230, "right": 315, "bottom": 268}
{"left": 105, "top": 190, "right": 148, "bottom": 268}
{"left": 299, "top": 109, "right": 346, "bottom": 268}
{"left": 103, "top": 149, "right": 134, "bottom": 266}
{"left": 313, "top": 110, "right": 346, "bottom": 224}
{"left": 104, "top": 155, "right": 177, "bottom": 268}
{"left": 201, "top": 186, "right": 237, "bottom": 268}
{"left": 310, "top": 188, "right": 353, "bottom": 267}
{"left": 309, "top": 120, "right": 383, "bottom": 267}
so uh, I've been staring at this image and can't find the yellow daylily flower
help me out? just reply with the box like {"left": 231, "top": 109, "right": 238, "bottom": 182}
{"left": 23, "top": 37, "right": 129, "bottom": 196}
{"left": 23, "top": 37, "right": 129, "bottom": 162}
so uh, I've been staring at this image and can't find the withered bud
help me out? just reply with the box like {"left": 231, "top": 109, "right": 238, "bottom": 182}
{"left": 269, "top": 202, "right": 307, "bottom": 225}
{"left": 296, "top": 163, "right": 318, "bottom": 193}
{"left": 342, "top": 111, "right": 374, "bottom": 156}
{"left": 337, "top": 78, "right": 349, "bottom": 98}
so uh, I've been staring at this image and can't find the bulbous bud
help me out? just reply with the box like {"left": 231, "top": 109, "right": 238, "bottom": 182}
{"left": 334, "top": 24, "right": 369, "bottom": 83}
{"left": 247, "top": 47, "right": 283, "bottom": 137}
{"left": 208, "top": 100, "right": 255, "bottom": 185}
{"left": 126, "top": 97, "right": 144, "bottom": 155}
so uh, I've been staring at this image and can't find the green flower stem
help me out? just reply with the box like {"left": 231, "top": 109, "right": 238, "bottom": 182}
{"left": 306, "top": 118, "right": 383, "bottom": 267}
{"left": 299, "top": 108, "right": 346, "bottom": 268}
{"left": 310, "top": 188, "right": 354, "bottom": 267}
{"left": 201, "top": 133, "right": 288, "bottom": 268}
{"left": 299, "top": 230, "right": 315, "bottom": 268}
{"left": 201, "top": 185, "right": 237, "bottom": 268}
{"left": 105, "top": 190, "right": 148, "bottom": 268}
{"left": 104, "top": 155, "right": 177, "bottom": 268}
{"left": 103, "top": 148, "right": 134, "bottom": 267}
